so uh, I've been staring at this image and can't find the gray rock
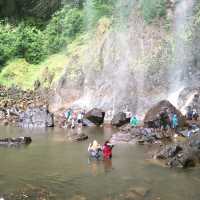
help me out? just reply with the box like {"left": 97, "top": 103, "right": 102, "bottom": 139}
{"left": 85, "top": 108, "right": 105, "bottom": 125}
{"left": 155, "top": 135, "right": 200, "bottom": 168}
{"left": 111, "top": 112, "right": 130, "bottom": 127}
{"left": 0, "top": 137, "right": 32, "bottom": 147}
{"left": 69, "top": 133, "right": 88, "bottom": 142}
{"left": 19, "top": 107, "right": 54, "bottom": 128}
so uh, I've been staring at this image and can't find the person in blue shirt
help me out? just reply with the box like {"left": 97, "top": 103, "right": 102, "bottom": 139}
{"left": 171, "top": 114, "right": 178, "bottom": 132}
{"left": 130, "top": 115, "right": 139, "bottom": 127}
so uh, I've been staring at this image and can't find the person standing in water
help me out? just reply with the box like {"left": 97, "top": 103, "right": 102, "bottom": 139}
{"left": 102, "top": 141, "right": 114, "bottom": 159}
{"left": 88, "top": 140, "right": 102, "bottom": 159}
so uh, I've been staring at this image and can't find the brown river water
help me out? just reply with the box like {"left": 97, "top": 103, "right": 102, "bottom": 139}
{"left": 0, "top": 126, "right": 199, "bottom": 200}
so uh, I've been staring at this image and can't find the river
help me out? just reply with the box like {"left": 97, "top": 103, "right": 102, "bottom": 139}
{"left": 0, "top": 126, "right": 200, "bottom": 200}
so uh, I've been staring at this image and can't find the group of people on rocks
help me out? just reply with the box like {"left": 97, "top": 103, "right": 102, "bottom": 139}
{"left": 64, "top": 108, "right": 85, "bottom": 129}
{"left": 158, "top": 109, "right": 178, "bottom": 130}
{"left": 88, "top": 140, "right": 114, "bottom": 160}
{"left": 147, "top": 108, "right": 179, "bottom": 131}
{"left": 186, "top": 108, "right": 199, "bottom": 121}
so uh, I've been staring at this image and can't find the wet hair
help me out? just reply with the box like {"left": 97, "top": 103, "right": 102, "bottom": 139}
{"left": 104, "top": 141, "right": 110, "bottom": 145}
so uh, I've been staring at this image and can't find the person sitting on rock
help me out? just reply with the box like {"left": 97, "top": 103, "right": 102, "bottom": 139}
{"left": 102, "top": 141, "right": 114, "bottom": 159}
{"left": 130, "top": 115, "right": 139, "bottom": 127}
{"left": 88, "top": 140, "right": 102, "bottom": 159}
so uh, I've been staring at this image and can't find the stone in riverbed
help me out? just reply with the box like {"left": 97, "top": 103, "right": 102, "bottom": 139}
{"left": 154, "top": 135, "right": 200, "bottom": 168}
{"left": 0, "top": 137, "right": 32, "bottom": 147}
{"left": 0, "top": 110, "right": 6, "bottom": 120}
{"left": 118, "top": 186, "right": 150, "bottom": 200}
{"left": 19, "top": 107, "right": 54, "bottom": 128}
{"left": 85, "top": 108, "right": 105, "bottom": 125}
{"left": 69, "top": 133, "right": 88, "bottom": 142}
{"left": 111, "top": 112, "right": 130, "bottom": 127}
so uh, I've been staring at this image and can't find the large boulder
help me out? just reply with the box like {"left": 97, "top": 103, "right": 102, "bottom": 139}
{"left": 110, "top": 126, "right": 167, "bottom": 145}
{"left": 154, "top": 135, "right": 200, "bottom": 168}
{"left": 19, "top": 107, "right": 54, "bottom": 128}
{"left": 85, "top": 108, "right": 105, "bottom": 125}
{"left": 144, "top": 100, "right": 187, "bottom": 128}
{"left": 177, "top": 87, "right": 200, "bottom": 114}
{"left": 111, "top": 112, "right": 130, "bottom": 127}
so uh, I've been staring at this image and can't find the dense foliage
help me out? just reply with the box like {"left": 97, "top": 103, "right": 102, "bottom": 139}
{"left": 0, "top": 0, "right": 169, "bottom": 67}
{"left": 0, "top": 23, "right": 19, "bottom": 65}
{"left": 0, "top": 0, "right": 115, "bottom": 67}
{"left": 140, "top": 0, "right": 167, "bottom": 23}
{"left": 45, "top": 6, "right": 84, "bottom": 53}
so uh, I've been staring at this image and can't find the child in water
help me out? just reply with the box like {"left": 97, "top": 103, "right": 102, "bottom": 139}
{"left": 102, "top": 141, "right": 114, "bottom": 159}
{"left": 88, "top": 140, "right": 102, "bottom": 159}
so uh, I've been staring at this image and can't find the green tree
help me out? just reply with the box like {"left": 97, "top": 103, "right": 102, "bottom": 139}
{"left": 0, "top": 23, "right": 19, "bottom": 66}
{"left": 45, "top": 7, "right": 84, "bottom": 53}
{"left": 140, "top": 0, "right": 166, "bottom": 23}
{"left": 16, "top": 23, "right": 47, "bottom": 64}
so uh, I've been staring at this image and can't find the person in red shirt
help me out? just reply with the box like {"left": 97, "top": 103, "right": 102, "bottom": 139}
{"left": 102, "top": 141, "right": 114, "bottom": 159}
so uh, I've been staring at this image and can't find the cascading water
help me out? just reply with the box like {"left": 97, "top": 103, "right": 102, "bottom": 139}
{"left": 72, "top": 0, "right": 138, "bottom": 113}
{"left": 168, "top": 0, "right": 195, "bottom": 107}
{"left": 52, "top": 0, "right": 198, "bottom": 117}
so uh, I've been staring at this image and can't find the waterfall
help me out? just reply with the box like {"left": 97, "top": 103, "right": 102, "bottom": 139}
{"left": 168, "top": 0, "right": 195, "bottom": 107}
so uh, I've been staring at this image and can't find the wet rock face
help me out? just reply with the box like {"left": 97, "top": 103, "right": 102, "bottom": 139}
{"left": 19, "top": 107, "right": 54, "bottom": 128}
{"left": 110, "top": 124, "right": 171, "bottom": 145}
{"left": 111, "top": 112, "right": 130, "bottom": 127}
{"left": 144, "top": 100, "right": 187, "bottom": 128}
{"left": 155, "top": 136, "right": 200, "bottom": 168}
{"left": 178, "top": 87, "right": 200, "bottom": 114}
{"left": 85, "top": 108, "right": 105, "bottom": 126}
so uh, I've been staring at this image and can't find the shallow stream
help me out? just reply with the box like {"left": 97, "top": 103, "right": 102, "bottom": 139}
{"left": 0, "top": 126, "right": 199, "bottom": 200}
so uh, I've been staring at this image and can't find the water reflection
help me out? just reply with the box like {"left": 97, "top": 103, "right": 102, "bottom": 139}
{"left": 103, "top": 159, "right": 113, "bottom": 173}
{"left": 88, "top": 159, "right": 114, "bottom": 176}
{"left": 89, "top": 160, "right": 99, "bottom": 176}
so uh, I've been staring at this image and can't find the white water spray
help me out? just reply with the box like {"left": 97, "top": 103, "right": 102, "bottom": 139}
{"left": 180, "top": 91, "right": 198, "bottom": 115}
{"left": 168, "top": 0, "right": 195, "bottom": 106}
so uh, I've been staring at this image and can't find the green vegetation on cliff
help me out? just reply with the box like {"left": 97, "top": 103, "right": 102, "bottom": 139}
{"left": 0, "top": 0, "right": 170, "bottom": 89}
{"left": 140, "top": 0, "right": 167, "bottom": 23}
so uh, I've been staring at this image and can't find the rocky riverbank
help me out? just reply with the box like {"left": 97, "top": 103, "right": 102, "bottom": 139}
{"left": 0, "top": 85, "right": 53, "bottom": 128}
{"left": 109, "top": 99, "right": 200, "bottom": 168}
{"left": 1, "top": 85, "right": 200, "bottom": 168}
{"left": 154, "top": 135, "right": 200, "bottom": 168}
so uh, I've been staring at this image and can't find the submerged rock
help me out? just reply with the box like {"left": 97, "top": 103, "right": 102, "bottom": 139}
{"left": 1, "top": 186, "right": 55, "bottom": 200}
{"left": 0, "top": 137, "right": 32, "bottom": 147}
{"left": 69, "top": 133, "right": 88, "bottom": 142}
{"left": 85, "top": 108, "right": 105, "bottom": 125}
{"left": 19, "top": 107, "right": 54, "bottom": 128}
{"left": 110, "top": 125, "right": 169, "bottom": 145}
